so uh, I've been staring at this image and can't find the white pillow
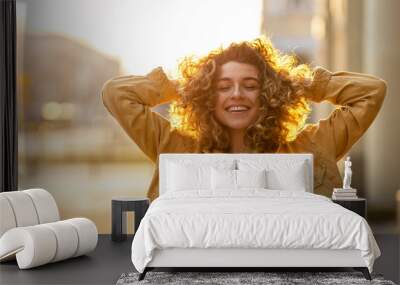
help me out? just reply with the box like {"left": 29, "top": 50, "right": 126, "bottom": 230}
{"left": 266, "top": 161, "right": 307, "bottom": 191}
{"left": 211, "top": 168, "right": 236, "bottom": 190}
{"left": 167, "top": 162, "right": 211, "bottom": 191}
{"left": 237, "top": 169, "right": 267, "bottom": 188}
{"left": 238, "top": 159, "right": 308, "bottom": 191}
{"left": 166, "top": 160, "right": 236, "bottom": 192}
{"left": 211, "top": 168, "right": 267, "bottom": 190}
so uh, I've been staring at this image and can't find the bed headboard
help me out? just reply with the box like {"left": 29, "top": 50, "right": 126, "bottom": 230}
{"left": 159, "top": 153, "right": 314, "bottom": 195}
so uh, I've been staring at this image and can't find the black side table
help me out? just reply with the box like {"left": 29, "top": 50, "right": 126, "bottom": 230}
{"left": 112, "top": 197, "right": 149, "bottom": 242}
{"left": 332, "top": 198, "right": 367, "bottom": 219}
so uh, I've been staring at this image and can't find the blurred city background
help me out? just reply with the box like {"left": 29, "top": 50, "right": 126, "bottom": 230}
{"left": 15, "top": 0, "right": 400, "bottom": 234}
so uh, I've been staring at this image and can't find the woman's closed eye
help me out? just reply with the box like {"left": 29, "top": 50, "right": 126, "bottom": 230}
{"left": 217, "top": 86, "right": 231, "bottom": 92}
{"left": 244, "top": 84, "right": 259, "bottom": 90}
{"left": 217, "top": 84, "right": 259, "bottom": 92}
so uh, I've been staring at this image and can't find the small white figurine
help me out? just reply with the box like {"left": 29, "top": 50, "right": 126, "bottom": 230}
{"left": 343, "top": 156, "right": 352, "bottom": 189}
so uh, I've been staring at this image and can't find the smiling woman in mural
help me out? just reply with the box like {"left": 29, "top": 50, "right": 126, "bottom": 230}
{"left": 101, "top": 37, "right": 387, "bottom": 202}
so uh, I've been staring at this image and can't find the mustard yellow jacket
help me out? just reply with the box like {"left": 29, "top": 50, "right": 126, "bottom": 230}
{"left": 101, "top": 66, "right": 387, "bottom": 202}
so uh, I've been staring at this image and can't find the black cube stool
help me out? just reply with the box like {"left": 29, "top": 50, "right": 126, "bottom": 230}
{"left": 111, "top": 197, "right": 149, "bottom": 242}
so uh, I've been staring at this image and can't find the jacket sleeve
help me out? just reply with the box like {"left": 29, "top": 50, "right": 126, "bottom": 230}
{"left": 101, "top": 67, "right": 180, "bottom": 163}
{"left": 302, "top": 66, "right": 387, "bottom": 161}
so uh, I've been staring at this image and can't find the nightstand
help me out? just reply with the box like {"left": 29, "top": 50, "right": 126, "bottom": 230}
{"left": 111, "top": 197, "right": 149, "bottom": 242}
{"left": 332, "top": 198, "right": 367, "bottom": 218}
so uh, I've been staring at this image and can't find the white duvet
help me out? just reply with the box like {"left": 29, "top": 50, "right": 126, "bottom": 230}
{"left": 131, "top": 189, "right": 380, "bottom": 273}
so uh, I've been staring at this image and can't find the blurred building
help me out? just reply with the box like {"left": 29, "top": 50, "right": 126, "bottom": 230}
{"left": 17, "top": 31, "right": 154, "bottom": 233}
{"left": 262, "top": 0, "right": 317, "bottom": 64}
{"left": 18, "top": 33, "right": 148, "bottom": 164}
{"left": 262, "top": 0, "right": 400, "bottom": 223}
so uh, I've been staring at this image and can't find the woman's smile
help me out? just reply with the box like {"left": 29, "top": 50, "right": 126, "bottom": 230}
{"left": 225, "top": 105, "right": 253, "bottom": 118}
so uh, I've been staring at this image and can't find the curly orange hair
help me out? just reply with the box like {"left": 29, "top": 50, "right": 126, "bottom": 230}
{"left": 169, "top": 36, "right": 313, "bottom": 153}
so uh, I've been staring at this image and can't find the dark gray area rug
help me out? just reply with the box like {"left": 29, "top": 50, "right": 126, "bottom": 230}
{"left": 116, "top": 271, "right": 396, "bottom": 285}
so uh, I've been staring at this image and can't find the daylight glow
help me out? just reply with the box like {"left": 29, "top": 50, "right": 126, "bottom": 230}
{"left": 118, "top": 0, "right": 264, "bottom": 77}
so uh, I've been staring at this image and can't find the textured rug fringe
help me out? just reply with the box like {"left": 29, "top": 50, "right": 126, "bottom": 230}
{"left": 116, "top": 271, "right": 395, "bottom": 285}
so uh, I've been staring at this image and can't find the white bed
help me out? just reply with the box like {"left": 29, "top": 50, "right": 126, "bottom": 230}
{"left": 131, "top": 154, "right": 380, "bottom": 281}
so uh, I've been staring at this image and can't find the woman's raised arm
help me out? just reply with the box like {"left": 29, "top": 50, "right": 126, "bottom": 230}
{"left": 101, "top": 67, "right": 181, "bottom": 163}
{"left": 302, "top": 66, "right": 387, "bottom": 161}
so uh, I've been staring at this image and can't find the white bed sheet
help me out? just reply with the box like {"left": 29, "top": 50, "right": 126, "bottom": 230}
{"left": 131, "top": 189, "right": 380, "bottom": 273}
